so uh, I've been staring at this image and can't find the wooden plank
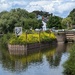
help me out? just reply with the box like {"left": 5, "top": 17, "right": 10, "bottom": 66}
{"left": 66, "top": 34, "right": 74, "bottom": 36}
{"left": 66, "top": 36, "right": 74, "bottom": 38}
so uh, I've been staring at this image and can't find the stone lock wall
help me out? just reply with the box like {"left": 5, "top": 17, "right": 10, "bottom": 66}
{"left": 8, "top": 41, "right": 57, "bottom": 55}
{"left": 55, "top": 32, "right": 66, "bottom": 43}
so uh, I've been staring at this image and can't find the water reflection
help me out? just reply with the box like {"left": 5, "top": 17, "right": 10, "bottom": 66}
{"left": 46, "top": 44, "right": 66, "bottom": 68}
{"left": 0, "top": 43, "right": 73, "bottom": 75}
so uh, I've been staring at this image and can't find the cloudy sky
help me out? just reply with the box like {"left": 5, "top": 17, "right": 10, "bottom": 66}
{"left": 0, "top": 0, "right": 75, "bottom": 18}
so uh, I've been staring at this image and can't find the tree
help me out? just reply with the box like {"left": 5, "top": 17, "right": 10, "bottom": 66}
{"left": 47, "top": 15, "right": 62, "bottom": 29}
{"left": 29, "top": 12, "right": 36, "bottom": 19}
{"left": 32, "top": 10, "right": 50, "bottom": 17}
{"left": 0, "top": 8, "right": 40, "bottom": 33}
{"left": 23, "top": 19, "right": 39, "bottom": 29}
{"left": 68, "top": 8, "right": 75, "bottom": 25}
{"left": 37, "top": 19, "right": 42, "bottom": 29}
{"left": 61, "top": 17, "right": 72, "bottom": 29}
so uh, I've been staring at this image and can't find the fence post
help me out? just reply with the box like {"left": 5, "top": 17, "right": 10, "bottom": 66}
{"left": 49, "top": 30, "right": 51, "bottom": 37}
{"left": 39, "top": 31, "right": 40, "bottom": 43}
{"left": 39, "top": 31, "right": 41, "bottom": 49}
{"left": 25, "top": 30, "right": 27, "bottom": 55}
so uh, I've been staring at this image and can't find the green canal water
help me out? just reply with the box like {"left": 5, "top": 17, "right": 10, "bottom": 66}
{"left": 0, "top": 43, "right": 73, "bottom": 75}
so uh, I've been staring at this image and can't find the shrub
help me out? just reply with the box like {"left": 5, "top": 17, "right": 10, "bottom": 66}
{"left": 27, "top": 33, "right": 39, "bottom": 43}
{"left": 63, "top": 44, "right": 75, "bottom": 75}
{"left": 9, "top": 33, "right": 27, "bottom": 45}
{"left": 0, "top": 33, "right": 13, "bottom": 45}
{"left": 9, "top": 32, "right": 56, "bottom": 45}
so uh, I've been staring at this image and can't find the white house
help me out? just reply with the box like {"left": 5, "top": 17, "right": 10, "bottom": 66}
{"left": 42, "top": 21, "right": 46, "bottom": 31}
{"left": 42, "top": 16, "right": 48, "bottom": 31}
{"left": 37, "top": 15, "right": 49, "bottom": 31}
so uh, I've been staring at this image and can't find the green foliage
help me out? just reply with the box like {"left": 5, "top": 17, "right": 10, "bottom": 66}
{"left": 29, "top": 12, "right": 36, "bottom": 19}
{"left": 33, "top": 10, "right": 50, "bottom": 17}
{"left": 47, "top": 15, "right": 62, "bottom": 29}
{"left": 23, "top": 18, "right": 39, "bottom": 29}
{"left": 63, "top": 44, "right": 75, "bottom": 75}
{"left": 9, "top": 33, "right": 26, "bottom": 45}
{"left": 37, "top": 19, "right": 42, "bottom": 28}
{"left": 0, "top": 33, "right": 13, "bottom": 45}
{"left": 0, "top": 8, "right": 75, "bottom": 34}
{"left": 68, "top": 8, "right": 75, "bottom": 25}
{"left": 40, "top": 32, "right": 55, "bottom": 43}
{"left": 27, "top": 33, "right": 39, "bottom": 44}
{"left": 61, "top": 17, "right": 72, "bottom": 29}
{"left": 0, "top": 8, "right": 40, "bottom": 33}
{"left": 9, "top": 32, "right": 56, "bottom": 45}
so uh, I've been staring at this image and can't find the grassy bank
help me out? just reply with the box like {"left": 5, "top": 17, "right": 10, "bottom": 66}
{"left": 63, "top": 44, "right": 75, "bottom": 75}
{"left": 0, "top": 31, "right": 56, "bottom": 45}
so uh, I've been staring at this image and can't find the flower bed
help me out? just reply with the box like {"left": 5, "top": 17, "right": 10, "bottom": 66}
{"left": 8, "top": 31, "right": 57, "bottom": 55}
{"left": 9, "top": 32, "right": 56, "bottom": 45}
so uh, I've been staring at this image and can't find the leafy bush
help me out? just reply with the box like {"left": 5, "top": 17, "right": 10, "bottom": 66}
{"left": 0, "top": 33, "right": 13, "bottom": 45}
{"left": 9, "top": 32, "right": 56, "bottom": 45}
{"left": 9, "top": 33, "right": 27, "bottom": 45}
{"left": 27, "top": 33, "right": 39, "bottom": 43}
{"left": 63, "top": 44, "right": 75, "bottom": 75}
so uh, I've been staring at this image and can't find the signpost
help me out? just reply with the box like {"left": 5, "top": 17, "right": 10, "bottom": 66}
{"left": 15, "top": 27, "right": 22, "bottom": 36}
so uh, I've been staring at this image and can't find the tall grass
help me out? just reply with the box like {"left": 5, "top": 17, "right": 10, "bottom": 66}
{"left": 63, "top": 44, "right": 75, "bottom": 75}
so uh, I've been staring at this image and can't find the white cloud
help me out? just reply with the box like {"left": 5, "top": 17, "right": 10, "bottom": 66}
{"left": 25, "top": 1, "right": 55, "bottom": 13}
{"left": 57, "top": 2, "right": 75, "bottom": 14}
{"left": 0, "top": 1, "right": 10, "bottom": 12}
{"left": 0, "top": 0, "right": 5, "bottom": 2}
{"left": 0, "top": 0, "right": 75, "bottom": 17}
{"left": 11, "top": 1, "right": 27, "bottom": 6}
{"left": 25, "top": 0, "right": 75, "bottom": 17}
{"left": 0, "top": 0, "right": 27, "bottom": 12}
